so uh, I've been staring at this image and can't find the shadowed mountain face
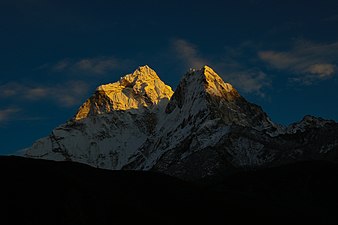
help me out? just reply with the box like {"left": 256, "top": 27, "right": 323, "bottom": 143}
{"left": 1, "top": 156, "right": 338, "bottom": 225}
{"left": 24, "top": 65, "right": 338, "bottom": 181}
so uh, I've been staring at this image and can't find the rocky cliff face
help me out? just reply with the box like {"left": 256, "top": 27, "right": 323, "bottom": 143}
{"left": 25, "top": 65, "right": 338, "bottom": 180}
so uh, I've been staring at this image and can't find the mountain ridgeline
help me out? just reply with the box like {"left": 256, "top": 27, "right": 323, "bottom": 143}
{"left": 25, "top": 65, "right": 338, "bottom": 180}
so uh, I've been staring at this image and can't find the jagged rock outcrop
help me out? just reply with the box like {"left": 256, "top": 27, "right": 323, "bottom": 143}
{"left": 25, "top": 65, "right": 338, "bottom": 180}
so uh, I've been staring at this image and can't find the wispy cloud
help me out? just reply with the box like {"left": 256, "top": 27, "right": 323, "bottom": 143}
{"left": 258, "top": 40, "right": 338, "bottom": 84}
{"left": 53, "top": 57, "right": 117, "bottom": 75}
{"left": 172, "top": 38, "right": 270, "bottom": 96}
{"left": 224, "top": 70, "right": 270, "bottom": 97}
{"left": 0, "top": 81, "right": 89, "bottom": 107}
{"left": 43, "top": 56, "right": 129, "bottom": 75}
{"left": 173, "top": 39, "right": 208, "bottom": 69}
{"left": 306, "top": 63, "right": 335, "bottom": 78}
{"left": 0, "top": 107, "right": 21, "bottom": 123}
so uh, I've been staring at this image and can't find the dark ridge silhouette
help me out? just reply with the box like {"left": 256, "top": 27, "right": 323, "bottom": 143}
{"left": 1, "top": 156, "right": 338, "bottom": 225}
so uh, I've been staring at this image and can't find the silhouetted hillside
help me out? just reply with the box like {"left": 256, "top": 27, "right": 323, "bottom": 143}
{"left": 1, "top": 156, "right": 338, "bottom": 224}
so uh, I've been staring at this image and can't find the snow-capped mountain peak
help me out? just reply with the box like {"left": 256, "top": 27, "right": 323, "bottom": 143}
{"left": 165, "top": 66, "right": 237, "bottom": 114}
{"left": 166, "top": 65, "right": 274, "bottom": 130}
{"left": 75, "top": 65, "right": 173, "bottom": 120}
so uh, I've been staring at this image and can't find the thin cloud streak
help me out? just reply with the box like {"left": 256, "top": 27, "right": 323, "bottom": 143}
{"left": 258, "top": 40, "right": 338, "bottom": 83}
{"left": 0, "top": 107, "right": 21, "bottom": 123}
{"left": 52, "top": 57, "right": 117, "bottom": 75}
{"left": 306, "top": 64, "right": 335, "bottom": 78}
{"left": 47, "top": 56, "right": 129, "bottom": 75}
{"left": 0, "top": 81, "right": 89, "bottom": 107}
{"left": 224, "top": 70, "right": 270, "bottom": 97}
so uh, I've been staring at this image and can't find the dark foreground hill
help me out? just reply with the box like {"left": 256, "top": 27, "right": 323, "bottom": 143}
{"left": 1, "top": 156, "right": 338, "bottom": 225}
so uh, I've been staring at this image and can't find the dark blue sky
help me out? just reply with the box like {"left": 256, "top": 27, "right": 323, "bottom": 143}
{"left": 1, "top": 0, "right": 338, "bottom": 154}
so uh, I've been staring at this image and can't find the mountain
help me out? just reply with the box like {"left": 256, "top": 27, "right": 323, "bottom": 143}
{"left": 1, "top": 156, "right": 338, "bottom": 225}
{"left": 25, "top": 65, "right": 173, "bottom": 169}
{"left": 25, "top": 65, "right": 338, "bottom": 180}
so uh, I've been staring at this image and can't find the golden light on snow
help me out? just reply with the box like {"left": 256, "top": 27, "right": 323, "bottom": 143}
{"left": 203, "top": 65, "right": 240, "bottom": 101}
{"left": 75, "top": 65, "right": 173, "bottom": 120}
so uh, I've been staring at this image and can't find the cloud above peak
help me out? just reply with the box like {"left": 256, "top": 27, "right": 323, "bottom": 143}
{"left": 258, "top": 40, "right": 338, "bottom": 83}
{"left": 173, "top": 39, "right": 208, "bottom": 69}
